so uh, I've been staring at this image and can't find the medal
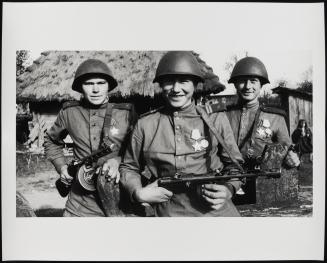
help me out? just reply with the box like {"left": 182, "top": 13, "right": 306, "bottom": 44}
{"left": 200, "top": 139, "right": 209, "bottom": 149}
{"left": 262, "top": 119, "right": 270, "bottom": 128}
{"left": 110, "top": 126, "right": 119, "bottom": 136}
{"left": 192, "top": 141, "right": 202, "bottom": 152}
{"left": 265, "top": 128, "right": 272, "bottom": 137}
{"left": 191, "top": 129, "right": 201, "bottom": 140}
{"left": 256, "top": 127, "right": 266, "bottom": 137}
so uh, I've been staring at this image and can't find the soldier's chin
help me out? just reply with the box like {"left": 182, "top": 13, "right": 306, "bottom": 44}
{"left": 167, "top": 100, "right": 185, "bottom": 109}
{"left": 240, "top": 94, "right": 255, "bottom": 101}
{"left": 89, "top": 98, "right": 105, "bottom": 105}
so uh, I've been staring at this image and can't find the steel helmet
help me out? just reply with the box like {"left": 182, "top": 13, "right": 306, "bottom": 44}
{"left": 153, "top": 51, "right": 204, "bottom": 84}
{"left": 228, "top": 57, "right": 270, "bottom": 85}
{"left": 72, "top": 59, "right": 118, "bottom": 93}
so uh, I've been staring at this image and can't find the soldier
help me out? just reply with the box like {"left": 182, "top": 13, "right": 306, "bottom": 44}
{"left": 226, "top": 56, "right": 300, "bottom": 204}
{"left": 120, "top": 51, "right": 244, "bottom": 217}
{"left": 44, "top": 59, "right": 137, "bottom": 217}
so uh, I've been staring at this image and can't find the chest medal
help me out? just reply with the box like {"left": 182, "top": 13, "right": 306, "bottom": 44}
{"left": 191, "top": 129, "right": 201, "bottom": 140}
{"left": 191, "top": 129, "right": 209, "bottom": 152}
{"left": 256, "top": 119, "right": 272, "bottom": 139}
{"left": 110, "top": 126, "right": 119, "bottom": 136}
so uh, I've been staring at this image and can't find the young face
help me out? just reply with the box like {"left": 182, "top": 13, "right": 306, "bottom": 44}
{"left": 160, "top": 76, "right": 196, "bottom": 109}
{"left": 234, "top": 77, "right": 262, "bottom": 103}
{"left": 81, "top": 77, "right": 109, "bottom": 105}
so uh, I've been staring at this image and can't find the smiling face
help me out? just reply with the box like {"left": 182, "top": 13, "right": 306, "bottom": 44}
{"left": 81, "top": 77, "right": 109, "bottom": 105}
{"left": 234, "top": 76, "right": 262, "bottom": 104}
{"left": 159, "top": 75, "right": 196, "bottom": 109}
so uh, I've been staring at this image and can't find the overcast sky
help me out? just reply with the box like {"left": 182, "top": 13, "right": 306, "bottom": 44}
{"left": 20, "top": 3, "right": 317, "bottom": 96}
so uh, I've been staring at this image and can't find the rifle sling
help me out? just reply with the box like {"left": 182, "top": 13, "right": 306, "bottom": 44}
{"left": 238, "top": 107, "right": 262, "bottom": 150}
{"left": 102, "top": 103, "right": 115, "bottom": 147}
{"left": 195, "top": 106, "right": 244, "bottom": 173}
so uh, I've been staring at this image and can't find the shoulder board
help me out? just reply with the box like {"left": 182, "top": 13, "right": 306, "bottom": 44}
{"left": 203, "top": 103, "right": 227, "bottom": 114}
{"left": 139, "top": 106, "right": 164, "bottom": 118}
{"left": 62, "top": 100, "right": 80, "bottom": 110}
{"left": 260, "top": 105, "right": 286, "bottom": 117}
{"left": 112, "top": 103, "right": 134, "bottom": 111}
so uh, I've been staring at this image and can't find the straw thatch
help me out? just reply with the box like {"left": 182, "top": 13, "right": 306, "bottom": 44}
{"left": 16, "top": 51, "right": 225, "bottom": 102}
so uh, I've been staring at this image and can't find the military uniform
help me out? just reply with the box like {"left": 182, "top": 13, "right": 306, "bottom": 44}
{"left": 120, "top": 102, "right": 244, "bottom": 217}
{"left": 44, "top": 100, "right": 136, "bottom": 217}
{"left": 226, "top": 101, "right": 291, "bottom": 204}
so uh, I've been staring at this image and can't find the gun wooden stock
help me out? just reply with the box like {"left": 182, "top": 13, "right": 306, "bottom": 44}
{"left": 157, "top": 169, "right": 281, "bottom": 187}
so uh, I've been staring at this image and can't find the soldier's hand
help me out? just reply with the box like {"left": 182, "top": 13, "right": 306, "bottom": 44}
{"left": 284, "top": 150, "right": 301, "bottom": 168}
{"left": 101, "top": 158, "right": 120, "bottom": 184}
{"left": 200, "top": 183, "right": 233, "bottom": 210}
{"left": 133, "top": 180, "right": 173, "bottom": 204}
{"left": 60, "top": 165, "right": 74, "bottom": 186}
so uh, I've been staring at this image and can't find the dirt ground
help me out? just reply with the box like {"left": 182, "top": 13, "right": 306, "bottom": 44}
{"left": 16, "top": 154, "right": 313, "bottom": 217}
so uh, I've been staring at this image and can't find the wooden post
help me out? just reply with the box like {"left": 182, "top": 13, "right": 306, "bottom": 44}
{"left": 256, "top": 168, "right": 299, "bottom": 206}
{"left": 255, "top": 143, "right": 299, "bottom": 206}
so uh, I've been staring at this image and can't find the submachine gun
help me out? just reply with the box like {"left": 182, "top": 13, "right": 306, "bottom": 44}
{"left": 157, "top": 168, "right": 281, "bottom": 189}
{"left": 157, "top": 143, "right": 287, "bottom": 190}
{"left": 55, "top": 143, "right": 117, "bottom": 197}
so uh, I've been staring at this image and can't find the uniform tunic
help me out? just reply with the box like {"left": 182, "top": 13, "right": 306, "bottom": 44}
{"left": 120, "top": 103, "right": 244, "bottom": 217}
{"left": 226, "top": 101, "right": 292, "bottom": 204}
{"left": 226, "top": 102, "right": 291, "bottom": 161}
{"left": 44, "top": 100, "right": 136, "bottom": 217}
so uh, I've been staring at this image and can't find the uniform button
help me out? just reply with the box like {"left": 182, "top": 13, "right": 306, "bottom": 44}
{"left": 176, "top": 125, "right": 180, "bottom": 130}
{"left": 177, "top": 137, "right": 182, "bottom": 142}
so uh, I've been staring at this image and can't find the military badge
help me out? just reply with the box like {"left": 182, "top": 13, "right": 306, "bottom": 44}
{"left": 191, "top": 129, "right": 201, "bottom": 140}
{"left": 256, "top": 127, "right": 266, "bottom": 138}
{"left": 200, "top": 139, "right": 209, "bottom": 149}
{"left": 262, "top": 119, "right": 270, "bottom": 128}
{"left": 257, "top": 119, "right": 273, "bottom": 139}
{"left": 110, "top": 126, "right": 119, "bottom": 136}
{"left": 192, "top": 141, "right": 202, "bottom": 152}
{"left": 265, "top": 128, "right": 272, "bottom": 138}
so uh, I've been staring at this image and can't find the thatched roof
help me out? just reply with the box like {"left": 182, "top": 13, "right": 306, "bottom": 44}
{"left": 16, "top": 51, "right": 225, "bottom": 103}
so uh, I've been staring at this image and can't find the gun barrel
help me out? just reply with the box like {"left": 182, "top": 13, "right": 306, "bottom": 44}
{"left": 158, "top": 170, "right": 281, "bottom": 187}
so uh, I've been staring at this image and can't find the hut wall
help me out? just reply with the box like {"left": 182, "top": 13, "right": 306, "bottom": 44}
{"left": 27, "top": 102, "right": 62, "bottom": 150}
{"left": 288, "top": 96, "right": 313, "bottom": 135}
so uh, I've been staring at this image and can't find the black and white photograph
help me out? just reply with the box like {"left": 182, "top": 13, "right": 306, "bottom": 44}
{"left": 2, "top": 2, "right": 325, "bottom": 261}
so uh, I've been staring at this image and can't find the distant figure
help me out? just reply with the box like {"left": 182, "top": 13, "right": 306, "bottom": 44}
{"left": 292, "top": 119, "right": 313, "bottom": 162}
